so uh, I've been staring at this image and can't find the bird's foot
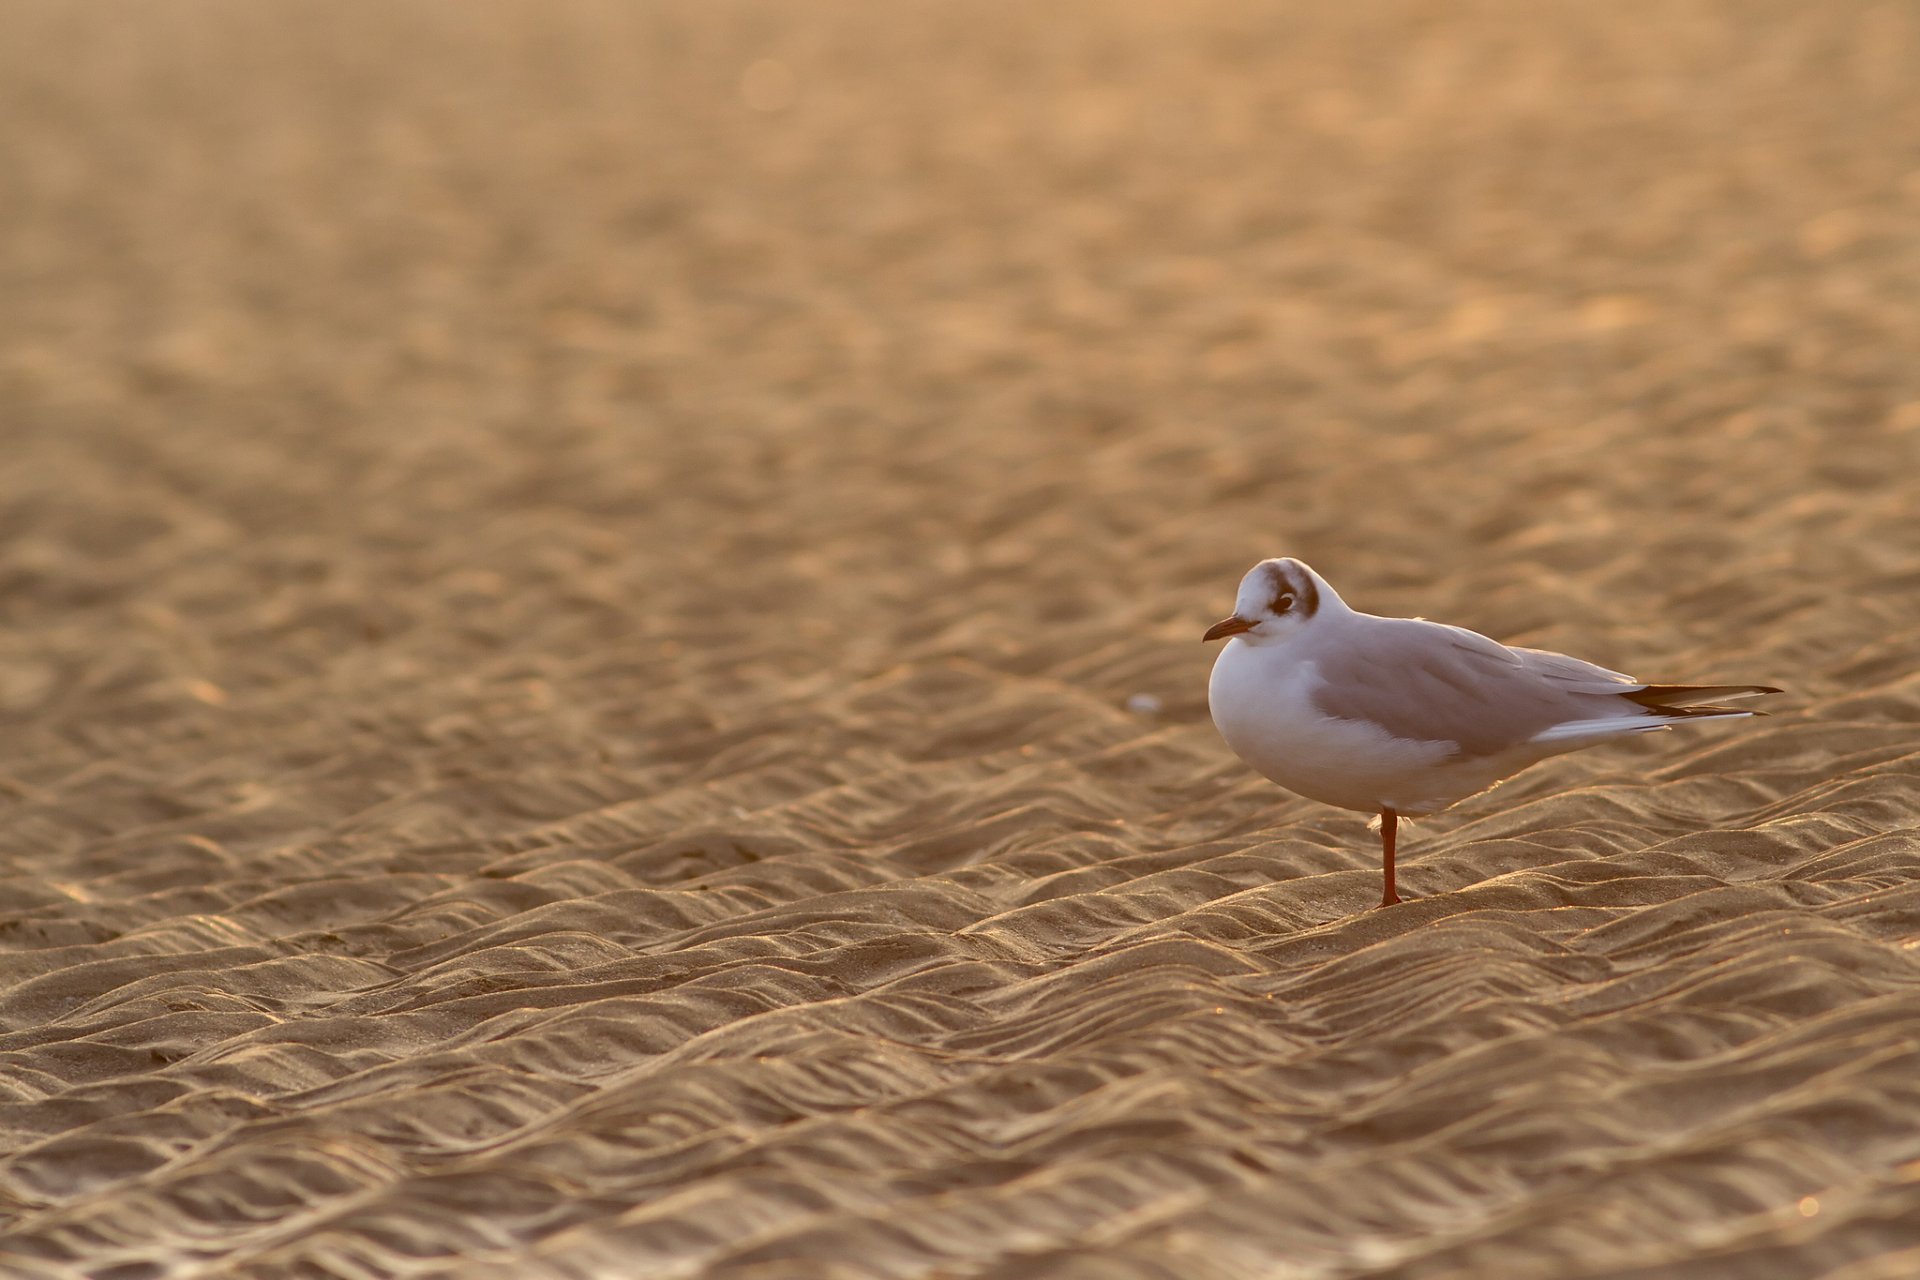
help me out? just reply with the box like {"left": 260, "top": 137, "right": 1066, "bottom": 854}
{"left": 1375, "top": 892, "right": 1402, "bottom": 909}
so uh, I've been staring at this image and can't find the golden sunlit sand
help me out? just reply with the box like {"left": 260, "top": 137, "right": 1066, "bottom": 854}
{"left": 3, "top": 2, "right": 1919, "bottom": 1276}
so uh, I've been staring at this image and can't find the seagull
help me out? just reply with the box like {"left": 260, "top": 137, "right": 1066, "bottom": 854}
{"left": 1203, "top": 558, "right": 1780, "bottom": 908}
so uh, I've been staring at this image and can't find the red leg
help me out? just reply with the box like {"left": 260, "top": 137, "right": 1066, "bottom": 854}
{"left": 1378, "top": 808, "right": 1401, "bottom": 908}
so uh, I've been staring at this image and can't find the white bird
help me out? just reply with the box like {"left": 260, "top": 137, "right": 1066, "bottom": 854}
{"left": 1204, "top": 558, "right": 1780, "bottom": 908}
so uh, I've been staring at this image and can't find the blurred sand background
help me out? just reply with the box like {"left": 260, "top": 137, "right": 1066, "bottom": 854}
{"left": 4, "top": 2, "right": 1920, "bottom": 1276}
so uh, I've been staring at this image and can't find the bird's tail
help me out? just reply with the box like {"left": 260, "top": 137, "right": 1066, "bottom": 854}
{"left": 1623, "top": 683, "right": 1783, "bottom": 720}
{"left": 1529, "top": 683, "right": 1781, "bottom": 746}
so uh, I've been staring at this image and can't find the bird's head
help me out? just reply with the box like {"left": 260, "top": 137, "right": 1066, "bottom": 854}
{"left": 1203, "top": 557, "right": 1330, "bottom": 645}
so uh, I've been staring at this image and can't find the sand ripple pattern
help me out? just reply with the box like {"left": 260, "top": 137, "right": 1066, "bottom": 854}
{"left": 5, "top": 3, "right": 1920, "bottom": 1277}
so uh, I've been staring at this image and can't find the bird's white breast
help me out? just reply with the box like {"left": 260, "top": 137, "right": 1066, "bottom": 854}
{"left": 1207, "top": 637, "right": 1458, "bottom": 814}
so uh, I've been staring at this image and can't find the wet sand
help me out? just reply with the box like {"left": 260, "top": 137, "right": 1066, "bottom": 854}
{"left": 3, "top": 2, "right": 1920, "bottom": 1276}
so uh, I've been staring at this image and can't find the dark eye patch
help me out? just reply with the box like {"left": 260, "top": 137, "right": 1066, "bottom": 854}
{"left": 1264, "top": 561, "right": 1320, "bottom": 619}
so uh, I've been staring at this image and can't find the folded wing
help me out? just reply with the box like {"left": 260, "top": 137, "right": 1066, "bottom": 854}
{"left": 1310, "top": 617, "right": 1779, "bottom": 757}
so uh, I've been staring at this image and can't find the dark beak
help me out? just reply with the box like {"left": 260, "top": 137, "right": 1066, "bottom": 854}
{"left": 1203, "top": 615, "right": 1256, "bottom": 642}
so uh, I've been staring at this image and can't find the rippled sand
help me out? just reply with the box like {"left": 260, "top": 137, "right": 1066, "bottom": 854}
{"left": 4, "top": 2, "right": 1920, "bottom": 1276}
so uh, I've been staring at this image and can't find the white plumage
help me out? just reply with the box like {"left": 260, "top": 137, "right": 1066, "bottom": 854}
{"left": 1204, "top": 558, "right": 1779, "bottom": 907}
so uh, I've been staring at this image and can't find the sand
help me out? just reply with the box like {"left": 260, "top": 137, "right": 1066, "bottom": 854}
{"left": 3, "top": 2, "right": 1920, "bottom": 1276}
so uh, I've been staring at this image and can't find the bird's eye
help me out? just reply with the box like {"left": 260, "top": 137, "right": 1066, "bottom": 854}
{"left": 1272, "top": 593, "right": 1295, "bottom": 614}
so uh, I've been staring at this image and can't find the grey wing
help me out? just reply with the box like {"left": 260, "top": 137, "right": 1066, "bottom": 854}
{"left": 1309, "top": 618, "right": 1644, "bottom": 756}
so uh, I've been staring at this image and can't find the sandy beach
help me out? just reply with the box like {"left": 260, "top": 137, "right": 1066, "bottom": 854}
{"left": 4, "top": 2, "right": 1920, "bottom": 1276}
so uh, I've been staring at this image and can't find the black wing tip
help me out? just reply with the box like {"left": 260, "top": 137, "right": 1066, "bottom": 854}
{"left": 1625, "top": 683, "right": 1784, "bottom": 710}
{"left": 1623, "top": 683, "right": 1784, "bottom": 722}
